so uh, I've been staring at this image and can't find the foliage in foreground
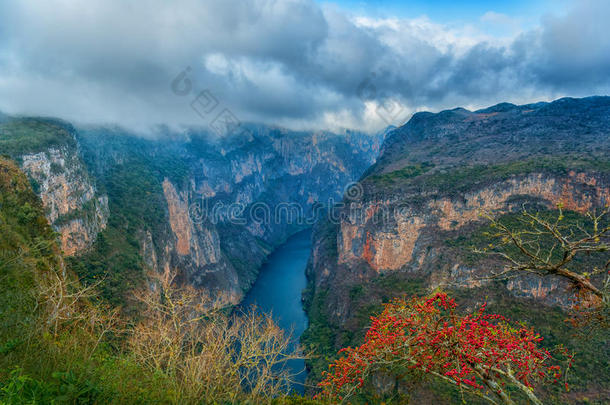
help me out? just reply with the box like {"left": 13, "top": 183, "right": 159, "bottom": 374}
{"left": 0, "top": 157, "right": 304, "bottom": 404}
{"left": 128, "top": 273, "right": 303, "bottom": 403}
{"left": 478, "top": 205, "right": 609, "bottom": 331}
{"left": 317, "top": 293, "right": 571, "bottom": 404}
{"left": 0, "top": 267, "right": 304, "bottom": 404}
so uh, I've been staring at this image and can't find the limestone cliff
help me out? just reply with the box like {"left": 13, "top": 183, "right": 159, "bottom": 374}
{"left": 338, "top": 171, "right": 609, "bottom": 275}
{"left": 304, "top": 97, "right": 610, "bottom": 370}
{"left": 72, "top": 124, "right": 382, "bottom": 303}
{"left": 0, "top": 118, "right": 108, "bottom": 255}
{"left": 20, "top": 147, "right": 109, "bottom": 255}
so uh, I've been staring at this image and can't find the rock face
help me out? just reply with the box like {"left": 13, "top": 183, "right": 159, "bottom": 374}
{"left": 71, "top": 124, "right": 383, "bottom": 302}
{"left": 338, "top": 172, "right": 609, "bottom": 275}
{"left": 305, "top": 96, "right": 610, "bottom": 354}
{"left": 1, "top": 115, "right": 382, "bottom": 303}
{"left": 159, "top": 177, "right": 241, "bottom": 301}
{"left": 0, "top": 118, "right": 110, "bottom": 256}
{"left": 20, "top": 148, "right": 109, "bottom": 255}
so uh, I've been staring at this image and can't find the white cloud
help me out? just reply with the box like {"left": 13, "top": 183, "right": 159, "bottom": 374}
{"left": 0, "top": 0, "right": 608, "bottom": 134}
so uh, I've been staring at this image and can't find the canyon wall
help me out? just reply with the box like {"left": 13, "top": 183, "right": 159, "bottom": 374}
{"left": 20, "top": 147, "right": 109, "bottom": 255}
{"left": 71, "top": 124, "right": 382, "bottom": 303}
{"left": 1, "top": 117, "right": 382, "bottom": 304}
{"left": 304, "top": 97, "right": 610, "bottom": 368}
{"left": 0, "top": 118, "right": 109, "bottom": 256}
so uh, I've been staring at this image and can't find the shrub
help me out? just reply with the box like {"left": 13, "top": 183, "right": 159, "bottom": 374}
{"left": 317, "top": 293, "right": 570, "bottom": 404}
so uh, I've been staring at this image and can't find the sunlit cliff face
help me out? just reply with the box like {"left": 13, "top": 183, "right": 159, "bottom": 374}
{"left": 20, "top": 147, "right": 108, "bottom": 255}
{"left": 338, "top": 171, "right": 609, "bottom": 273}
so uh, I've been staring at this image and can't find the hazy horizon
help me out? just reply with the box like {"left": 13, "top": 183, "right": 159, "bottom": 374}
{"left": 1, "top": 0, "right": 609, "bottom": 134}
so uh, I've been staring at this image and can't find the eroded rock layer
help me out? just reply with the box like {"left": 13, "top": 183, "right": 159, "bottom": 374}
{"left": 305, "top": 97, "right": 610, "bottom": 372}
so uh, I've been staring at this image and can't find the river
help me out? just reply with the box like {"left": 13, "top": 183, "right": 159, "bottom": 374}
{"left": 239, "top": 228, "right": 311, "bottom": 394}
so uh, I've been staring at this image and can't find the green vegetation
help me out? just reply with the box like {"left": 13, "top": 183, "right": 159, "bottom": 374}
{"left": 426, "top": 156, "right": 608, "bottom": 190}
{"left": 0, "top": 158, "right": 317, "bottom": 404}
{"left": 0, "top": 158, "right": 123, "bottom": 404}
{"left": 0, "top": 118, "right": 76, "bottom": 157}
{"left": 69, "top": 161, "right": 168, "bottom": 308}
{"left": 0, "top": 157, "right": 59, "bottom": 347}
{"left": 301, "top": 289, "right": 336, "bottom": 385}
{"left": 367, "top": 156, "right": 610, "bottom": 195}
{"left": 367, "top": 162, "right": 434, "bottom": 185}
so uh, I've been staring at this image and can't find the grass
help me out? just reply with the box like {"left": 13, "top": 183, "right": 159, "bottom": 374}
{"left": 367, "top": 162, "right": 434, "bottom": 185}
{"left": 366, "top": 156, "right": 610, "bottom": 195}
{"left": 0, "top": 118, "right": 76, "bottom": 158}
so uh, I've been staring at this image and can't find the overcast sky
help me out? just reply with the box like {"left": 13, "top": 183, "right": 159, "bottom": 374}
{"left": 0, "top": 0, "right": 609, "bottom": 134}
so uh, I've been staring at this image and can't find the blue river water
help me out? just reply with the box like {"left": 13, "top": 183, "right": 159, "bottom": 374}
{"left": 239, "top": 228, "right": 311, "bottom": 394}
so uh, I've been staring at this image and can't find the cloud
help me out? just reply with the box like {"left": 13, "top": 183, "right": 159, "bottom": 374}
{"left": 0, "top": 0, "right": 608, "bottom": 133}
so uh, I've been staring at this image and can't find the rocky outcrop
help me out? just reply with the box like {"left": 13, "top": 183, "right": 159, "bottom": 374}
{"left": 305, "top": 96, "right": 610, "bottom": 352}
{"left": 157, "top": 178, "right": 243, "bottom": 302}
{"left": 20, "top": 146, "right": 108, "bottom": 255}
{"left": 71, "top": 124, "right": 383, "bottom": 303}
{"left": 339, "top": 171, "right": 609, "bottom": 274}
{"left": 163, "top": 179, "right": 196, "bottom": 257}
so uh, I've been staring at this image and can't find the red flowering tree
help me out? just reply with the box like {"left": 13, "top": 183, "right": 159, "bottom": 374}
{"left": 317, "top": 293, "right": 570, "bottom": 404}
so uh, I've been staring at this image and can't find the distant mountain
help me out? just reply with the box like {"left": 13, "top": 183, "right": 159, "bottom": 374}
{"left": 304, "top": 96, "right": 610, "bottom": 403}
{"left": 370, "top": 96, "right": 610, "bottom": 178}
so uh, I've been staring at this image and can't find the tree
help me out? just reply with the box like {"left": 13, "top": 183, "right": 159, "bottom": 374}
{"left": 317, "top": 293, "right": 569, "bottom": 404}
{"left": 129, "top": 272, "right": 303, "bottom": 403}
{"left": 478, "top": 205, "right": 609, "bottom": 328}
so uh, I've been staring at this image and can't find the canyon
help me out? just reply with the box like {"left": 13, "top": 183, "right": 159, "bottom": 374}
{"left": 2, "top": 96, "right": 609, "bottom": 403}
{"left": 1, "top": 117, "right": 382, "bottom": 304}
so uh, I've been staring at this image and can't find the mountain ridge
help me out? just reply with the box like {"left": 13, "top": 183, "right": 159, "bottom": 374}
{"left": 303, "top": 95, "right": 610, "bottom": 403}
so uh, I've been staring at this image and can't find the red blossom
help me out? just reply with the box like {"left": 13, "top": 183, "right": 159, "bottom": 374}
{"left": 317, "top": 293, "right": 566, "bottom": 402}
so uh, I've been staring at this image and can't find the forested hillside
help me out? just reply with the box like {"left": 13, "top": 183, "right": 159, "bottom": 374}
{"left": 304, "top": 97, "right": 610, "bottom": 404}
{"left": 0, "top": 157, "right": 311, "bottom": 403}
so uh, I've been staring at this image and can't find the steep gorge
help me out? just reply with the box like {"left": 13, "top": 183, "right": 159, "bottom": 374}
{"left": 303, "top": 96, "right": 610, "bottom": 402}
{"left": 1, "top": 118, "right": 382, "bottom": 304}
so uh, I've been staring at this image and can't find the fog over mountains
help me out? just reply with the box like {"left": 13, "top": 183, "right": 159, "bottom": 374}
{"left": 1, "top": 0, "right": 609, "bottom": 133}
